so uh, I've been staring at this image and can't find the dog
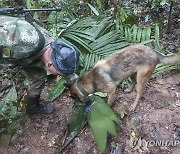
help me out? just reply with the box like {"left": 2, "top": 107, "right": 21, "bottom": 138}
{"left": 71, "top": 44, "right": 180, "bottom": 111}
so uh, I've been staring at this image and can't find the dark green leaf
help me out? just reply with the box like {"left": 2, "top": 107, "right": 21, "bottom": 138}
{"left": 68, "top": 102, "right": 87, "bottom": 134}
{"left": 60, "top": 102, "right": 88, "bottom": 153}
{"left": 48, "top": 78, "right": 65, "bottom": 102}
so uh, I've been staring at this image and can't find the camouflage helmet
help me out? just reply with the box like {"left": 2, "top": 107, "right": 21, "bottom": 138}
{"left": 50, "top": 40, "right": 80, "bottom": 75}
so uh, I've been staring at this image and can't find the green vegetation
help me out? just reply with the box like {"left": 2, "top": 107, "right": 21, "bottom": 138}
{"left": 0, "top": 0, "right": 179, "bottom": 152}
{"left": 0, "top": 85, "right": 21, "bottom": 135}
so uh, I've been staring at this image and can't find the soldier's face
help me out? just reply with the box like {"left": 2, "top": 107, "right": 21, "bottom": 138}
{"left": 46, "top": 62, "right": 61, "bottom": 75}
{"left": 46, "top": 63, "right": 65, "bottom": 76}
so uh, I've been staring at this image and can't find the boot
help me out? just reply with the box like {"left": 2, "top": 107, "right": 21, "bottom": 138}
{"left": 26, "top": 95, "right": 55, "bottom": 115}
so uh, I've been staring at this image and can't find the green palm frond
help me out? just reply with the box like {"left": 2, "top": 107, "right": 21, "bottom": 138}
{"left": 124, "top": 25, "right": 152, "bottom": 44}
{"left": 82, "top": 53, "right": 100, "bottom": 71}
{"left": 57, "top": 17, "right": 128, "bottom": 71}
{"left": 56, "top": 16, "right": 161, "bottom": 73}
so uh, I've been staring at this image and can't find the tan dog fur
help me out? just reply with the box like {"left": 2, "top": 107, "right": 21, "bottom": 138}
{"left": 71, "top": 44, "right": 180, "bottom": 111}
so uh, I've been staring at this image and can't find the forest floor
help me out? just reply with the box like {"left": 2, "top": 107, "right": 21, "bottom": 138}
{"left": 0, "top": 1, "right": 180, "bottom": 154}
{"left": 5, "top": 71, "right": 180, "bottom": 154}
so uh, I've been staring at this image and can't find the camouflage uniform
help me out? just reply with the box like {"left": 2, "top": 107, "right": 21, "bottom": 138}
{"left": 0, "top": 15, "right": 54, "bottom": 97}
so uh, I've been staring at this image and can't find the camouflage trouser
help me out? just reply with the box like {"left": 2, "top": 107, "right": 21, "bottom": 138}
{"left": 22, "top": 66, "right": 47, "bottom": 97}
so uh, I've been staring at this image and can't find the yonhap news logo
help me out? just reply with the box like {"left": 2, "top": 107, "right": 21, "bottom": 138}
{"left": 145, "top": 140, "right": 180, "bottom": 147}
{"left": 129, "top": 137, "right": 180, "bottom": 150}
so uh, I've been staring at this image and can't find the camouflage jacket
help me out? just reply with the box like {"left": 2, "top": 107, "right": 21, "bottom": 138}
{"left": 0, "top": 15, "right": 54, "bottom": 67}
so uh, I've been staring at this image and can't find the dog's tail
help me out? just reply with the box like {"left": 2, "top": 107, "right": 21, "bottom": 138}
{"left": 157, "top": 52, "right": 180, "bottom": 65}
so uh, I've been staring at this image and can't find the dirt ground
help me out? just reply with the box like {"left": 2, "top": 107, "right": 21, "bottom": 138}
{"left": 0, "top": 2, "right": 179, "bottom": 154}
{"left": 5, "top": 70, "right": 179, "bottom": 154}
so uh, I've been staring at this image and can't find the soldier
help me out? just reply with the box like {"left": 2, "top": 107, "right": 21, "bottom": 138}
{"left": 0, "top": 15, "right": 80, "bottom": 115}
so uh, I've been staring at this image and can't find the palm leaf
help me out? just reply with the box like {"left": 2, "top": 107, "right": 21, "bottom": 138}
{"left": 62, "top": 33, "right": 92, "bottom": 53}
{"left": 57, "top": 16, "right": 163, "bottom": 73}
{"left": 154, "top": 23, "right": 162, "bottom": 51}
{"left": 90, "top": 31, "right": 120, "bottom": 50}
{"left": 137, "top": 27, "right": 142, "bottom": 42}
{"left": 96, "top": 42, "right": 130, "bottom": 56}
{"left": 132, "top": 25, "right": 138, "bottom": 42}
{"left": 87, "top": 3, "right": 99, "bottom": 16}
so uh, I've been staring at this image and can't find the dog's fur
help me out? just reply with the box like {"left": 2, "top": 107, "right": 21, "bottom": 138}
{"left": 71, "top": 44, "right": 180, "bottom": 111}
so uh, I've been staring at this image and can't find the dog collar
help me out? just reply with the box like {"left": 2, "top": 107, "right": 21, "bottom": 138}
{"left": 76, "top": 82, "right": 95, "bottom": 104}
{"left": 76, "top": 81, "right": 89, "bottom": 97}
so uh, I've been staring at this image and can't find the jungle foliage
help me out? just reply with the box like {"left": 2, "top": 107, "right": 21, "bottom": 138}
{"left": 0, "top": 0, "right": 179, "bottom": 152}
